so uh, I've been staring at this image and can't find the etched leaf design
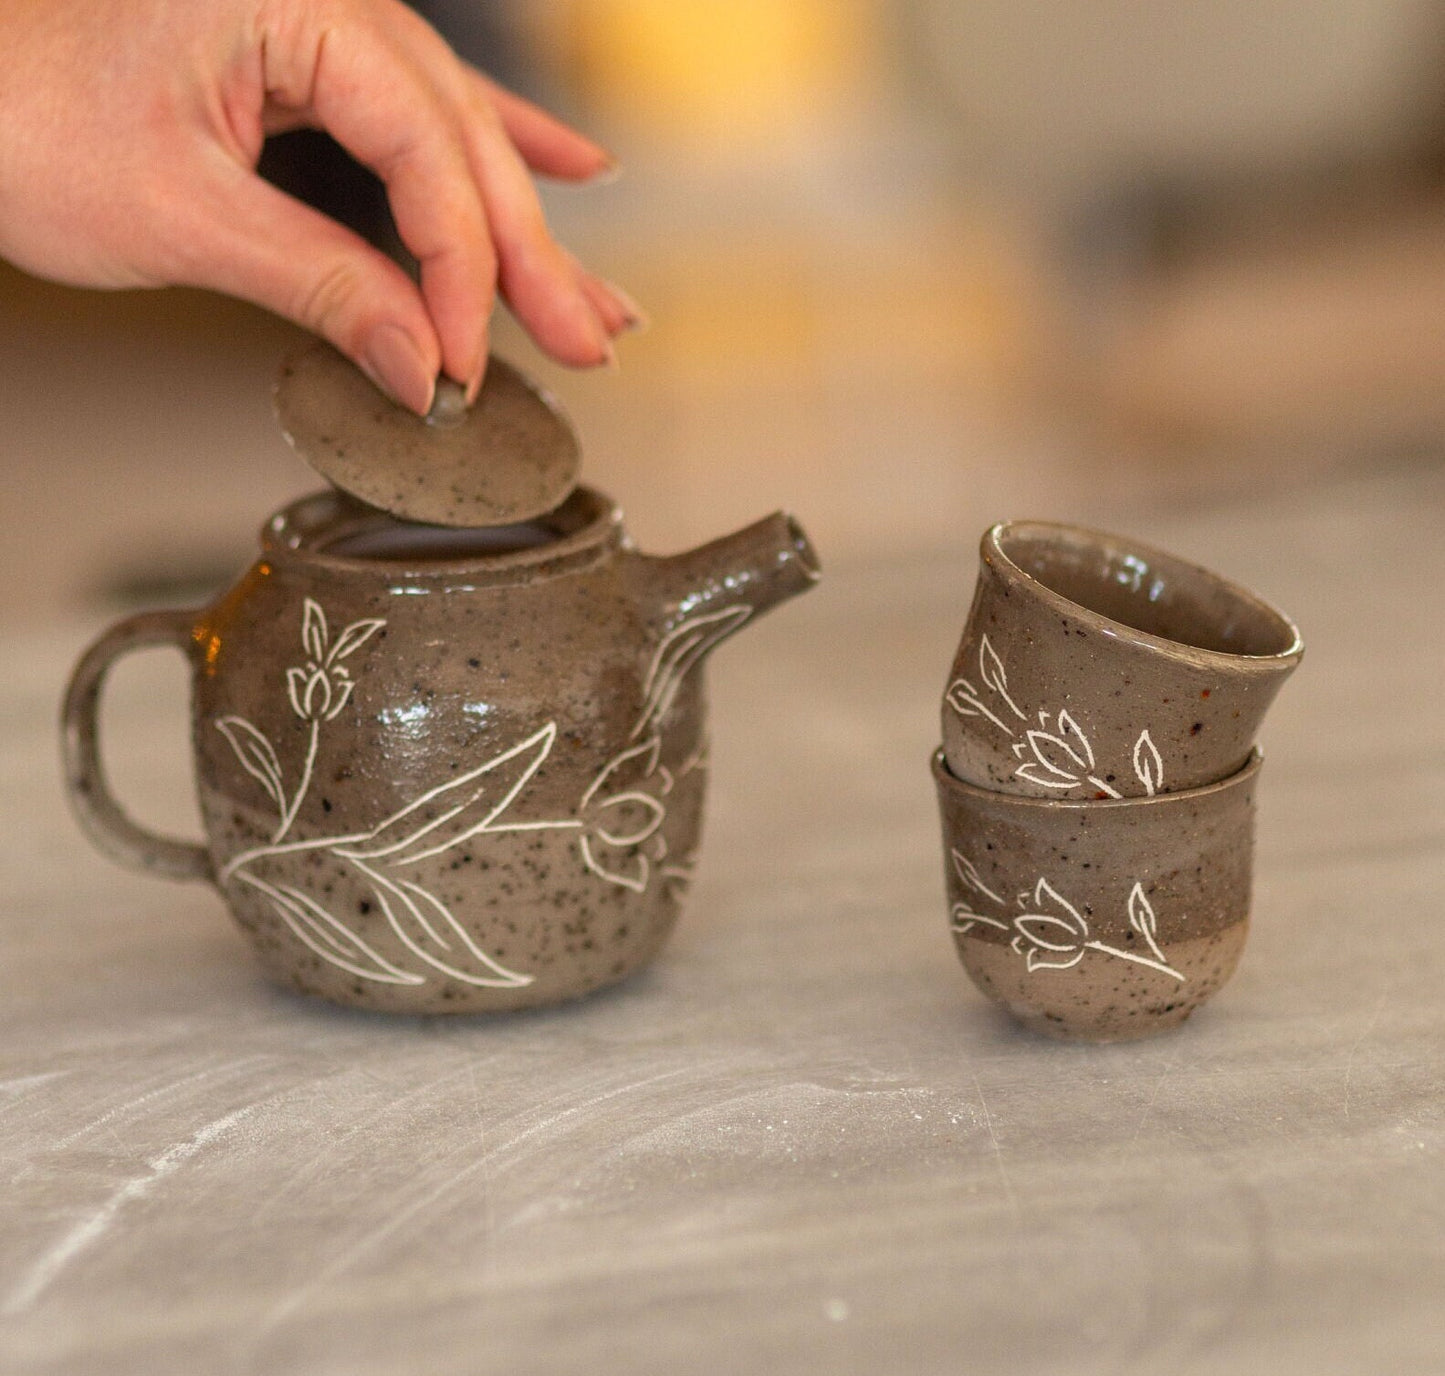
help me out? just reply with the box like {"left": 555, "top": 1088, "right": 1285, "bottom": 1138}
{"left": 301, "top": 669, "right": 331, "bottom": 720}
{"left": 1012, "top": 880, "right": 1091, "bottom": 971}
{"left": 945, "top": 679, "right": 982, "bottom": 716}
{"left": 591, "top": 793, "right": 665, "bottom": 847}
{"left": 1020, "top": 731, "right": 1086, "bottom": 784}
{"left": 1133, "top": 729, "right": 1163, "bottom": 796}
{"left": 578, "top": 833, "right": 649, "bottom": 893}
{"left": 1020, "top": 942, "right": 1087, "bottom": 972}
{"left": 1128, "top": 882, "right": 1158, "bottom": 941}
{"left": 301, "top": 598, "right": 328, "bottom": 662}
{"left": 580, "top": 736, "right": 662, "bottom": 811}
{"left": 633, "top": 605, "right": 752, "bottom": 739}
{"left": 216, "top": 716, "right": 286, "bottom": 814}
{"left": 978, "top": 635, "right": 1009, "bottom": 697}
{"left": 951, "top": 901, "right": 1008, "bottom": 934}
{"left": 236, "top": 874, "right": 424, "bottom": 985}
{"left": 339, "top": 721, "right": 558, "bottom": 866}
{"left": 1126, "top": 880, "right": 1174, "bottom": 969}
{"left": 323, "top": 676, "right": 355, "bottom": 721}
{"left": 951, "top": 850, "right": 1003, "bottom": 906}
{"left": 359, "top": 868, "right": 533, "bottom": 987}
{"left": 327, "top": 618, "right": 385, "bottom": 665}
{"left": 1014, "top": 912, "right": 1084, "bottom": 952}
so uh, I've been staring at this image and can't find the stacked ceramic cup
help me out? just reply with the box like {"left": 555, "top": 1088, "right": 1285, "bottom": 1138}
{"left": 932, "top": 522, "right": 1303, "bottom": 1041}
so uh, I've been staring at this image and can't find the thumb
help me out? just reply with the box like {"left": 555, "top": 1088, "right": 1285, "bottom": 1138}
{"left": 168, "top": 165, "right": 443, "bottom": 413}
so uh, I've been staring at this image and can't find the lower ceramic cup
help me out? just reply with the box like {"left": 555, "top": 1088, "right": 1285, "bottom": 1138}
{"left": 932, "top": 747, "right": 1261, "bottom": 1041}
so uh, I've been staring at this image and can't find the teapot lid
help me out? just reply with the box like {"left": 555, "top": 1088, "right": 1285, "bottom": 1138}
{"left": 274, "top": 343, "right": 582, "bottom": 528}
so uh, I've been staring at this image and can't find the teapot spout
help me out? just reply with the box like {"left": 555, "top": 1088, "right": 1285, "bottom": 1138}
{"left": 641, "top": 511, "right": 821, "bottom": 643}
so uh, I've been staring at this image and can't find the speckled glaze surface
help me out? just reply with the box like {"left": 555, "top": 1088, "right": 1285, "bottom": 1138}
{"left": 275, "top": 345, "right": 583, "bottom": 527}
{"left": 63, "top": 487, "right": 820, "bottom": 1013}
{"left": 942, "top": 522, "right": 1301, "bottom": 799}
{"left": 933, "top": 748, "right": 1260, "bottom": 1042}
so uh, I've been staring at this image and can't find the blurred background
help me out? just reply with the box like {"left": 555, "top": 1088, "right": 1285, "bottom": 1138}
{"left": 6, "top": 0, "right": 1445, "bottom": 625}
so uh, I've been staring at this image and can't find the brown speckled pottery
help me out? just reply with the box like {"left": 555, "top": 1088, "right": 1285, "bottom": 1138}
{"left": 63, "top": 449, "right": 819, "bottom": 1016}
{"left": 933, "top": 747, "right": 1261, "bottom": 1042}
{"left": 275, "top": 344, "right": 583, "bottom": 528}
{"left": 942, "top": 522, "right": 1301, "bottom": 799}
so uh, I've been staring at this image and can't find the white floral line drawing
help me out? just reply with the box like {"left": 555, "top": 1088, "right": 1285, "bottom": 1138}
{"left": 946, "top": 633, "right": 1163, "bottom": 797}
{"left": 216, "top": 598, "right": 384, "bottom": 843}
{"left": 949, "top": 850, "right": 1185, "bottom": 982}
{"left": 221, "top": 722, "right": 566, "bottom": 988}
{"left": 631, "top": 604, "right": 751, "bottom": 741}
{"left": 573, "top": 732, "right": 708, "bottom": 894}
{"left": 214, "top": 601, "right": 740, "bottom": 988}
{"left": 577, "top": 604, "right": 746, "bottom": 892}
{"left": 945, "top": 634, "right": 1027, "bottom": 734}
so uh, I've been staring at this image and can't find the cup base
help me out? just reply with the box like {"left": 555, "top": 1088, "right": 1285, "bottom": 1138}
{"left": 960, "top": 923, "right": 1248, "bottom": 1043}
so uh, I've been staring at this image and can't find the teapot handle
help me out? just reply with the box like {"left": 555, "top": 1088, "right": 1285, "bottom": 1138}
{"left": 61, "top": 609, "right": 213, "bottom": 883}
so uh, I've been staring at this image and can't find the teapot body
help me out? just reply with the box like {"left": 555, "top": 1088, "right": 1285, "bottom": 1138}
{"left": 181, "top": 487, "right": 743, "bottom": 1012}
{"left": 64, "top": 483, "right": 818, "bottom": 1013}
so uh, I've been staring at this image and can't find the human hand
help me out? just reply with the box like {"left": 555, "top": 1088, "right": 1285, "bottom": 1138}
{"left": 0, "top": 0, "right": 638, "bottom": 413}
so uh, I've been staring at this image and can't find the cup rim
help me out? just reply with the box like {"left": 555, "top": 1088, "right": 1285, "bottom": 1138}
{"left": 932, "top": 745, "right": 1262, "bottom": 809}
{"left": 259, "top": 485, "right": 624, "bottom": 583}
{"left": 982, "top": 520, "right": 1303, "bottom": 671}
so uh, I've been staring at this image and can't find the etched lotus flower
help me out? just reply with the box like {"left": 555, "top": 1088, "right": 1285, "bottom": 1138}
{"left": 948, "top": 852, "right": 1186, "bottom": 982}
{"left": 577, "top": 735, "right": 673, "bottom": 893}
{"left": 285, "top": 599, "right": 383, "bottom": 723}
{"left": 287, "top": 662, "right": 352, "bottom": 722}
{"left": 1014, "top": 710, "right": 1093, "bottom": 791}
{"left": 1011, "top": 877, "right": 1091, "bottom": 971}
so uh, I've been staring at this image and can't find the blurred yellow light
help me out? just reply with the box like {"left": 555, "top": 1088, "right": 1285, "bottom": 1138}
{"left": 564, "top": 0, "right": 872, "bottom": 145}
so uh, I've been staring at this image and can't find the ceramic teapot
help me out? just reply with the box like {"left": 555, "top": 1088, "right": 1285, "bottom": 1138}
{"left": 62, "top": 353, "right": 820, "bottom": 1013}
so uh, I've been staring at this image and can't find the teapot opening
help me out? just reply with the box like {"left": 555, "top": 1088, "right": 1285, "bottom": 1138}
{"left": 266, "top": 487, "right": 621, "bottom": 576}
{"left": 322, "top": 520, "right": 559, "bottom": 562}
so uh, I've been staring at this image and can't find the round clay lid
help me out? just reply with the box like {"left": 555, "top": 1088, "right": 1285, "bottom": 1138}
{"left": 274, "top": 343, "right": 582, "bottom": 527}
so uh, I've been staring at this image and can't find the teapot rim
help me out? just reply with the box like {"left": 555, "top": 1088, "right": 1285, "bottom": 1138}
{"left": 260, "top": 486, "right": 624, "bottom": 583}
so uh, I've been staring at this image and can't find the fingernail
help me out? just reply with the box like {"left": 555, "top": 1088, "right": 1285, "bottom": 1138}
{"left": 463, "top": 347, "right": 490, "bottom": 404}
{"left": 428, "top": 377, "right": 470, "bottom": 429}
{"left": 604, "top": 279, "right": 649, "bottom": 334}
{"left": 362, "top": 325, "right": 434, "bottom": 415}
{"left": 590, "top": 153, "right": 622, "bottom": 186}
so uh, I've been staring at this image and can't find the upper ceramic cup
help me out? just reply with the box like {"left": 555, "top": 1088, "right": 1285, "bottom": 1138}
{"left": 941, "top": 521, "right": 1302, "bottom": 799}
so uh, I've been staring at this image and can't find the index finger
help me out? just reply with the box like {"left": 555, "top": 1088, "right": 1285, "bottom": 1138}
{"left": 265, "top": 5, "right": 496, "bottom": 392}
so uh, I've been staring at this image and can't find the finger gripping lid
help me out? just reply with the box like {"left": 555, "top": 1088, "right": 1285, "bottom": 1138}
{"left": 274, "top": 344, "right": 582, "bottom": 527}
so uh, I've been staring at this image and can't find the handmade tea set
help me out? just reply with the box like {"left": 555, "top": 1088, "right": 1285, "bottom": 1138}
{"left": 934, "top": 522, "right": 1300, "bottom": 1039}
{"left": 62, "top": 347, "right": 1302, "bottom": 1041}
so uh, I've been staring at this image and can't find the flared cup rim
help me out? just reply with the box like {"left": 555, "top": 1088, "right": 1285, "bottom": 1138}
{"left": 982, "top": 520, "right": 1304, "bottom": 672}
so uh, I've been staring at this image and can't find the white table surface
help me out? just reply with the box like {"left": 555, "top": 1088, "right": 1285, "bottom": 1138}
{"left": 2, "top": 463, "right": 1442, "bottom": 1375}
